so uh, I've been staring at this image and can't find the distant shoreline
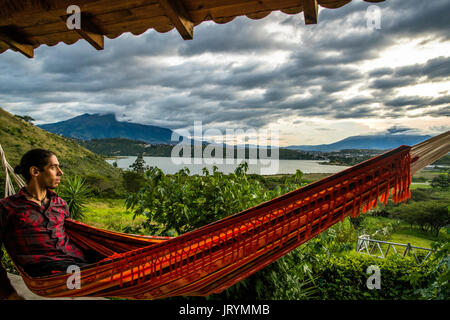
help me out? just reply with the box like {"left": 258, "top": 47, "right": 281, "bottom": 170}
{"left": 104, "top": 155, "right": 333, "bottom": 163}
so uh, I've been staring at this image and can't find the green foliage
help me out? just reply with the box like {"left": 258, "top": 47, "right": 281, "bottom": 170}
{"left": 129, "top": 154, "right": 148, "bottom": 174}
{"left": 126, "top": 163, "right": 313, "bottom": 299}
{"left": 82, "top": 173, "right": 123, "bottom": 198}
{"left": 82, "top": 199, "right": 147, "bottom": 234}
{"left": 312, "top": 252, "right": 436, "bottom": 300}
{"left": 432, "top": 155, "right": 450, "bottom": 166}
{"left": 1, "top": 247, "right": 18, "bottom": 275}
{"left": 122, "top": 170, "right": 146, "bottom": 193}
{"left": 126, "top": 162, "right": 267, "bottom": 235}
{"left": 412, "top": 176, "right": 428, "bottom": 183}
{"left": 393, "top": 202, "right": 449, "bottom": 236}
{"left": 415, "top": 241, "right": 450, "bottom": 299}
{"left": 57, "top": 176, "right": 90, "bottom": 220}
{"left": 358, "top": 215, "right": 400, "bottom": 241}
{"left": 209, "top": 249, "right": 318, "bottom": 300}
{"left": 349, "top": 215, "right": 366, "bottom": 229}
{"left": 126, "top": 163, "right": 307, "bottom": 236}
{"left": 14, "top": 114, "right": 35, "bottom": 123}
{"left": 431, "top": 173, "right": 450, "bottom": 190}
{"left": 411, "top": 188, "right": 432, "bottom": 202}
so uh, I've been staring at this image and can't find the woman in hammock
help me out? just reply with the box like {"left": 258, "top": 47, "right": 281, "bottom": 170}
{"left": 0, "top": 149, "right": 90, "bottom": 300}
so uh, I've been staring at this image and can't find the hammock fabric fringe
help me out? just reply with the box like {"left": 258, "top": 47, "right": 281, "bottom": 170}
{"left": 10, "top": 145, "right": 412, "bottom": 299}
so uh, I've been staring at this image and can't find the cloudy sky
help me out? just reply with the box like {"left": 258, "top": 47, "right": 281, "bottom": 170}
{"left": 0, "top": 0, "right": 449, "bottom": 146}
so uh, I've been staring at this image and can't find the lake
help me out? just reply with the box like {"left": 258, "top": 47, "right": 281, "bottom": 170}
{"left": 106, "top": 156, "right": 349, "bottom": 175}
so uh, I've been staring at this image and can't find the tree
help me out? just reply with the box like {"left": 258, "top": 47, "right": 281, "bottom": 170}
{"left": 15, "top": 114, "right": 35, "bottom": 123}
{"left": 410, "top": 188, "right": 431, "bottom": 202}
{"left": 426, "top": 203, "right": 449, "bottom": 236}
{"left": 349, "top": 215, "right": 365, "bottom": 229}
{"left": 122, "top": 170, "right": 146, "bottom": 193}
{"left": 129, "top": 154, "right": 147, "bottom": 174}
{"left": 395, "top": 201, "right": 449, "bottom": 236}
{"left": 430, "top": 173, "right": 450, "bottom": 190}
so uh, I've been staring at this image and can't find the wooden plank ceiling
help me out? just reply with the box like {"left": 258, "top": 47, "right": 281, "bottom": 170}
{"left": 0, "top": 0, "right": 385, "bottom": 58}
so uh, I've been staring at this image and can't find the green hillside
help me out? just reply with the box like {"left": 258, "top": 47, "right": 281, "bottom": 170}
{"left": 0, "top": 108, "right": 123, "bottom": 196}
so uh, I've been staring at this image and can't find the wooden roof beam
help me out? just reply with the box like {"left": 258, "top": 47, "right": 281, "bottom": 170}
{"left": 66, "top": 13, "right": 104, "bottom": 51}
{"left": 0, "top": 32, "right": 33, "bottom": 58}
{"left": 303, "top": 0, "right": 318, "bottom": 25}
{"left": 158, "top": 0, "right": 194, "bottom": 40}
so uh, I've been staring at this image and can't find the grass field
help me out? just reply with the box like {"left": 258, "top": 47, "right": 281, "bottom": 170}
{"left": 82, "top": 198, "right": 146, "bottom": 233}
{"left": 413, "top": 168, "right": 448, "bottom": 181}
{"left": 389, "top": 224, "right": 448, "bottom": 248}
{"left": 410, "top": 183, "right": 431, "bottom": 190}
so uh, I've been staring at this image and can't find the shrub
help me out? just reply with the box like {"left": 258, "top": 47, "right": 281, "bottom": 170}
{"left": 412, "top": 176, "right": 428, "bottom": 183}
{"left": 122, "top": 170, "right": 146, "bottom": 193}
{"left": 126, "top": 163, "right": 273, "bottom": 236}
{"left": 312, "top": 252, "right": 436, "bottom": 300}
{"left": 57, "top": 175, "right": 90, "bottom": 220}
{"left": 358, "top": 217, "right": 400, "bottom": 241}
{"left": 431, "top": 174, "right": 450, "bottom": 190}
{"left": 82, "top": 174, "right": 123, "bottom": 198}
{"left": 415, "top": 241, "right": 449, "bottom": 299}
{"left": 411, "top": 188, "right": 432, "bottom": 202}
{"left": 1, "top": 247, "right": 18, "bottom": 275}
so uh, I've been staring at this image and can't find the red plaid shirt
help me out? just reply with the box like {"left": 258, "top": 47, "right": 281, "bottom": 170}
{"left": 0, "top": 187, "right": 86, "bottom": 268}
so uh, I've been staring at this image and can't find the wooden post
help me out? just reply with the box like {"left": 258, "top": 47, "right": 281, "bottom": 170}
{"left": 303, "top": 0, "right": 318, "bottom": 25}
{"left": 158, "top": 0, "right": 194, "bottom": 40}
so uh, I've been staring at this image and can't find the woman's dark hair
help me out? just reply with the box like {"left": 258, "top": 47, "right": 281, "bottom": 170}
{"left": 14, "top": 149, "right": 55, "bottom": 182}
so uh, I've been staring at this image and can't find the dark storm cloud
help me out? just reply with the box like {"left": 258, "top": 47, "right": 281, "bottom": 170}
{"left": 394, "top": 56, "right": 450, "bottom": 80}
{"left": 384, "top": 95, "right": 450, "bottom": 110}
{"left": 334, "top": 106, "right": 377, "bottom": 119}
{"left": 427, "top": 108, "right": 450, "bottom": 117}
{"left": 369, "top": 77, "right": 416, "bottom": 90}
{"left": 189, "top": 86, "right": 237, "bottom": 101}
{"left": 383, "top": 0, "right": 450, "bottom": 40}
{"left": 384, "top": 96, "right": 430, "bottom": 108}
{"left": 385, "top": 126, "right": 416, "bottom": 134}
{"left": 368, "top": 68, "right": 394, "bottom": 77}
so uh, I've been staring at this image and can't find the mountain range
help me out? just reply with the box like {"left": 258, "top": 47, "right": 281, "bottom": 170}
{"left": 38, "top": 113, "right": 175, "bottom": 144}
{"left": 38, "top": 113, "right": 433, "bottom": 152}
{"left": 0, "top": 108, "right": 123, "bottom": 192}
{"left": 286, "top": 134, "right": 432, "bottom": 152}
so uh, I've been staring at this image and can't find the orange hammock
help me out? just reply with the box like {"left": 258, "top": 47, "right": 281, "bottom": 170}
{"left": 3, "top": 131, "right": 450, "bottom": 299}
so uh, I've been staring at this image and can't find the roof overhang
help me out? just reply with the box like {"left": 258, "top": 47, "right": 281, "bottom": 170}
{"left": 0, "top": 0, "right": 385, "bottom": 58}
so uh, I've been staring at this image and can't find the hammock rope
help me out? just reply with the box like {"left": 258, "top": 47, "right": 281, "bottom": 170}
{"left": 0, "top": 144, "right": 25, "bottom": 197}
{"left": 0, "top": 131, "right": 449, "bottom": 299}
